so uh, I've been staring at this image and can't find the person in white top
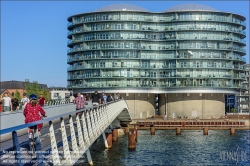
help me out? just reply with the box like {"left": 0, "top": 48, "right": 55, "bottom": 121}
{"left": 70, "top": 94, "right": 75, "bottom": 103}
{"left": 1, "top": 93, "right": 12, "bottom": 112}
{"left": 102, "top": 93, "right": 107, "bottom": 103}
{"left": 21, "top": 93, "right": 29, "bottom": 110}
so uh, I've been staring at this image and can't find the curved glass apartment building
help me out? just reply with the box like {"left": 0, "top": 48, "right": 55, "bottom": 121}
{"left": 67, "top": 4, "right": 247, "bottom": 118}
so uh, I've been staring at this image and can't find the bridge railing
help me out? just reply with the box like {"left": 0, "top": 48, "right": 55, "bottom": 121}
{"left": 0, "top": 100, "right": 130, "bottom": 166}
{"left": 45, "top": 98, "right": 71, "bottom": 106}
{"left": 0, "top": 98, "right": 71, "bottom": 112}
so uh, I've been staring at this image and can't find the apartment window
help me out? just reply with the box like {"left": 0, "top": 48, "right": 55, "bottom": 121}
{"left": 127, "top": 52, "right": 130, "bottom": 57}
{"left": 207, "top": 41, "right": 211, "bottom": 48}
{"left": 133, "top": 24, "right": 136, "bottom": 30}
{"left": 130, "top": 43, "right": 133, "bottom": 48}
{"left": 190, "top": 42, "right": 193, "bottom": 48}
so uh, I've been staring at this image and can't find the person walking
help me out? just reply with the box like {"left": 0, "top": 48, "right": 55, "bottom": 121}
{"left": 102, "top": 93, "right": 107, "bottom": 103}
{"left": 92, "top": 91, "right": 101, "bottom": 106}
{"left": 116, "top": 93, "right": 122, "bottom": 100}
{"left": 38, "top": 94, "right": 46, "bottom": 107}
{"left": 21, "top": 93, "right": 29, "bottom": 110}
{"left": 106, "top": 94, "right": 114, "bottom": 103}
{"left": 74, "top": 93, "right": 85, "bottom": 110}
{"left": 11, "top": 97, "right": 19, "bottom": 111}
{"left": 70, "top": 94, "right": 75, "bottom": 103}
{"left": 23, "top": 94, "right": 47, "bottom": 135}
{"left": 1, "top": 93, "right": 12, "bottom": 112}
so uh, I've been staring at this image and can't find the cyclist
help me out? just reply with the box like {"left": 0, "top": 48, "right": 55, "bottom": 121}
{"left": 23, "top": 94, "right": 47, "bottom": 135}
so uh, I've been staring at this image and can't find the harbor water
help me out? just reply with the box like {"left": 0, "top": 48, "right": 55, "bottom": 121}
{"left": 76, "top": 130, "right": 250, "bottom": 166}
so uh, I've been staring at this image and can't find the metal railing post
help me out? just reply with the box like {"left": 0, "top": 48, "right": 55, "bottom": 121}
{"left": 12, "top": 131, "right": 23, "bottom": 166}
{"left": 34, "top": 126, "right": 45, "bottom": 166}
{"left": 86, "top": 149, "right": 93, "bottom": 165}
{"left": 104, "top": 105, "right": 110, "bottom": 127}
{"left": 93, "top": 109, "right": 101, "bottom": 135}
{"left": 99, "top": 106, "right": 106, "bottom": 129}
{"left": 96, "top": 107, "right": 104, "bottom": 131}
{"left": 69, "top": 115, "right": 79, "bottom": 160}
{"left": 76, "top": 113, "right": 85, "bottom": 149}
{"left": 49, "top": 121, "right": 61, "bottom": 165}
{"left": 60, "top": 117, "right": 72, "bottom": 164}
{"left": 81, "top": 112, "right": 90, "bottom": 145}
{"left": 103, "top": 105, "right": 109, "bottom": 128}
{"left": 86, "top": 111, "right": 94, "bottom": 141}
{"left": 90, "top": 110, "right": 97, "bottom": 136}
{"left": 99, "top": 106, "right": 104, "bottom": 130}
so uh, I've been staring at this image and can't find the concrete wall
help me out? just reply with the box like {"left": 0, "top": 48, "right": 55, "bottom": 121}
{"left": 122, "top": 93, "right": 225, "bottom": 119}
{"left": 122, "top": 93, "right": 155, "bottom": 119}
{"left": 159, "top": 93, "right": 225, "bottom": 119}
{"left": 0, "top": 104, "right": 76, "bottom": 130}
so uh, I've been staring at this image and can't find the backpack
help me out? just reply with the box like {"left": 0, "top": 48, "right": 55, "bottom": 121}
{"left": 107, "top": 95, "right": 113, "bottom": 102}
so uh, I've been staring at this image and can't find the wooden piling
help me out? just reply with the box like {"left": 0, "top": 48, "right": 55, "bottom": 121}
{"left": 150, "top": 127, "right": 155, "bottom": 135}
{"left": 131, "top": 129, "right": 138, "bottom": 141}
{"left": 203, "top": 128, "right": 208, "bottom": 135}
{"left": 125, "top": 127, "right": 129, "bottom": 134}
{"left": 128, "top": 134, "right": 136, "bottom": 149}
{"left": 105, "top": 133, "right": 112, "bottom": 148}
{"left": 230, "top": 128, "right": 235, "bottom": 135}
{"left": 176, "top": 128, "right": 181, "bottom": 135}
{"left": 112, "top": 129, "right": 118, "bottom": 141}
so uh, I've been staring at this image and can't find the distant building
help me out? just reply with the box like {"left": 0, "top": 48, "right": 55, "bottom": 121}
{"left": 0, "top": 89, "right": 11, "bottom": 98}
{"left": 67, "top": 4, "right": 247, "bottom": 118}
{"left": 48, "top": 87, "right": 71, "bottom": 99}
{"left": 0, "top": 80, "right": 48, "bottom": 97}
{"left": 236, "top": 64, "right": 250, "bottom": 113}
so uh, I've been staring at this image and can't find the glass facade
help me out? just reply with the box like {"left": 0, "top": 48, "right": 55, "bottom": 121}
{"left": 236, "top": 64, "right": 250, "bottom": 113}
{"left": 67, "top": 4, "right": 246, "bottom": 93}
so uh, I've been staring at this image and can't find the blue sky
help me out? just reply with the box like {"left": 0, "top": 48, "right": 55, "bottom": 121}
{"left": 1, "top": 1, "right": 249, "bottom": 87}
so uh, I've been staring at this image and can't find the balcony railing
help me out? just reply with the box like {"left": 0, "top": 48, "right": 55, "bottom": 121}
{"left": 67, "top": 82, "right": 242, "bottom": 89}
{"left": 67, "top": 35, "right": 246, "bottom": 45}
{"left": 67, "top": 54, "right": 246, "bottom": 63}
{"left": 68, "top": 73, "right": 240, "bottom": 80}
{"left": 68, "top": 15, "right": 246, "bottom": 28}
{"left": 67, "top": 64, "right": 246, "bottom": 71}
{"left": 67, "top": 45, "right": 246, "bottom": 54}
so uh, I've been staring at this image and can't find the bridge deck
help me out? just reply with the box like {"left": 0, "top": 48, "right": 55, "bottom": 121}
{"left": 0, "top": 100, "right": 131, "bottom": 166}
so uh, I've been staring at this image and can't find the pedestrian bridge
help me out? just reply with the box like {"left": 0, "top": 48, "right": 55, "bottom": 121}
{"left": 0, "top": 100, "right": 132, "bottom": 166}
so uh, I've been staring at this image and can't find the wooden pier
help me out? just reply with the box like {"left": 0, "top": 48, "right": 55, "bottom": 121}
{"left": 129, "top": 117, "right": 250, "bottom": 130}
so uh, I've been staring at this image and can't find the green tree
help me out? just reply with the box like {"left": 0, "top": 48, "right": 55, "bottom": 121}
{"left": 25, "top": 81, "right": 42, "bottom": 99}
{"left": 25, "top": 81, "right": 50, "bottom": 101}
{"left": 230, "top": 108, "right": 236, "bottom": 113}
{"left": 41, "top": 90, "right": 50, "bottom": 101}
{"left": 14, "top": 90, "right": 21, "bottom": 101}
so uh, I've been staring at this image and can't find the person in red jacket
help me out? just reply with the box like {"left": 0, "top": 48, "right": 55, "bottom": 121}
{"left": 38, "top": 94, "right": 46, "bottom": 107}
{"left": 23, "top": 94, "right": 47, "bottom": 135}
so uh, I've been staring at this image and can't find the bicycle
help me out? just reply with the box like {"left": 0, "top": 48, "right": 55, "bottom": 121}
{"left": 28, "top": 115, "right": 47, "bottom": 156}
{"left": 28, "top": 129, "right": 36, "bottom": 156}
